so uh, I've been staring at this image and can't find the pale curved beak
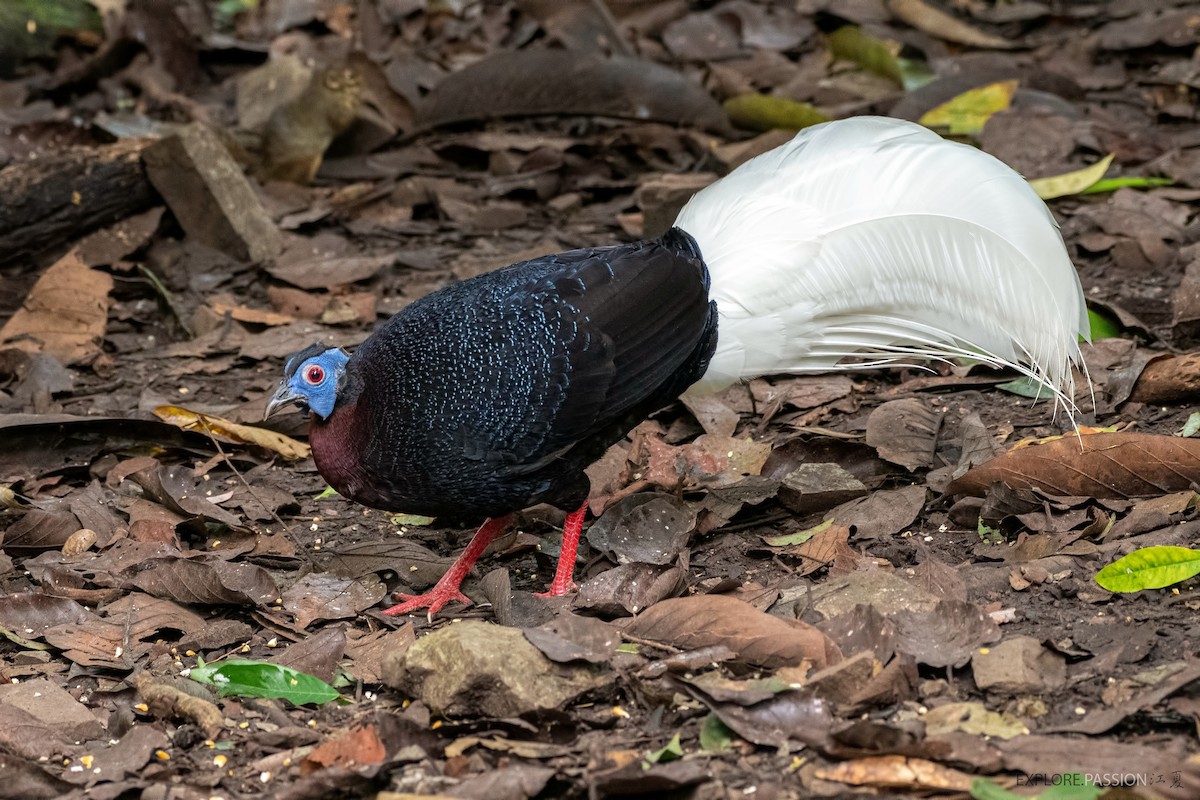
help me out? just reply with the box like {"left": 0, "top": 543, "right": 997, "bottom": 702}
{"left": 263, "top": 383, "right": 304, "bottom": 421}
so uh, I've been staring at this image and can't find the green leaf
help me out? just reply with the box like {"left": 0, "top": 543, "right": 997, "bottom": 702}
{"left": 827, "top": 26, "right": 904, "bottom": 86}
{"left": 1082, "top": 176, "right": 1174, "bottom": 194}
{"left": 971, "top": 778, "right": 1023, "bottom": 800}
{"left": 977, "top": 517, "right": 1004, "bottom": 545}
{"left": 995, "top": 375, "right": 1052, "bottom": 400}
{"left": 724, "top": 94, "right": 829, "bottom": 133}
{"left": 1087, "top": 308, "right": 1121, "bottom": 341}
{"left": 1028, "top": 155, "right": 1115, "bottom": 200}
{"left": 188, "top": 658, "right": 340, "bottom": 705}
{"left": 315, "top": 486, "right": 339, "bottom": 500}
{"left": 897, "top": 57, "right": 936, "bottom": 91}
{"left": 391, "top": 513, "right": 435, "bottom": 526}
{"left": 919, "top": 80, "right": 1018, "bottom": 136}
{"left": 699, "top": 713, "right": 735, "bottom": 752}
{"left": 971, "top": 776, "right": 1101, "bottom": 800}
{"left": 645, "top": 732, "right": 684, "bottom": 764}
{"left": 616, "top": 642, "right": 640, "bottom": 655}
{"left": 1180, "top": 412, "right": 1200, "bottom": 438}
{"left": 1095, "top": 545, "right": 1200, "bottom": 592}
{"left": 763, "top": 518, "right": 832, "bottom": 547}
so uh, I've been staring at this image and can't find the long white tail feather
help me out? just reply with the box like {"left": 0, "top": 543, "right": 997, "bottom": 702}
{"left": 675, "top": 117, "right": 1088, "bottom": 417}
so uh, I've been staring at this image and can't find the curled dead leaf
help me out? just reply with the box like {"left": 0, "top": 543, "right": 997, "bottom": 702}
{"left": 61, "top": 528, "right": 98, "bottom": 556}
{"left": 154, "top": 405, "right": 310, "bottom": 460}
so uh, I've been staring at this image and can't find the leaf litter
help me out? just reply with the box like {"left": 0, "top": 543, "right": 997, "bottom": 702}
{"left": 3, "top": 1, "right": 1200, "bottom": 798}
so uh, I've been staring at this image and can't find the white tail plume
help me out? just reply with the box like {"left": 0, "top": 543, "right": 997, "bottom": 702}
{"left": 674, "top": 116, "right": 1088, "bottom": 416}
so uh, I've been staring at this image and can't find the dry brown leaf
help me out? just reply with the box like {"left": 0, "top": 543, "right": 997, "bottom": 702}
{"left": 865, "top": 398, "right": 942, "bottom": 470}
{"left": 414, "top": 50, "right": 728, "bottom": 133}
{"left": 623, "top": 595, "right": 840, "bottom": 670}
{"left": 154, "top": 405, "right": 310, "bottom": 460}
{"left": 300, "top": 725, "right": 387, "bottom": 775}
{"left": 886, "top": 0, "right": 1015, "bottom": 50}
{"left": 0, "top": 250, "right": 112, "bottom": 364}
{"left": 815, "top": 755, "right": 976, "bottom": 792}
{"left": 947, "top": 432, "right": 1200, "bottom": 499}
{"left": 784, "top": 522, "right": 853, "bottom": 577}
{"left": 208, "top": 300, "right": 295, "bottom": 326}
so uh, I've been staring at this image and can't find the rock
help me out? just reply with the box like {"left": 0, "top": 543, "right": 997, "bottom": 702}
{"left": 972, "top": 636, "right": 1067, "bottom": 694}
{"left": 777, "top": 463, "right": 868, "bottom": 514}
{"left": 143, "top": 123, "right": 281, "bottom": 263}
{"left": 809, "top": 569, "right": 941, "bottom": 620}
{"left": 0, "top": 678, "right": 105, "bottom": 743}
{"left": 381, "top": 620, "right": 608, "bottom": 717}
{"left": 804, "top": 650, "right": 880, "bottom": 706}
{"left": 636, "top": 173, "right": 717, "bottom": 237}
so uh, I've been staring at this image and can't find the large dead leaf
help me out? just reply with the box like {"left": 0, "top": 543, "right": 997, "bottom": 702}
{"left": 0, "top": 250, "right": 112, "bottom": 364}
{"left": 280, "top": 574, "right": 387, "bottom": 629}
{"left": 947, "top": 432, "right": 1200, "bottom": 499}
{"left": 891, "top": 600, "right": 1001, "bottom": 668}
{"left": 414, "top": 50, "right": 728, "bottom": 134}
{"left": 126, "top": 557, "right": 279, "bottom": 606}
{"left": 585, "top": 494, "right": 695, "bottom": 566}
{"left": 865, "top": 398, "right": 942, "bottom": 470}
{"left": 622, "top": 595, "right": 840, "bottom": 670}
{"left": 41, "top": 593, "right": 207, "bottom": 669}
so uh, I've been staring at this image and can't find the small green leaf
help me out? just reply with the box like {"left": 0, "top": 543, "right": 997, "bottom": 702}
{"left": 971, "top": 778, "right": 1023, "bottom": 800}
{"left": 971, "top": 776, "right": 1101, "bottom": 800}
{"left": 897, "top": 57, "right": 936, "bottom": 91}
{"left": 699, "top": 713, "right": 734, "bottom": 752}
{"left": 1029, "top": 155, "right": 1115, "bottom": 200}
{"left": 763, "top": 519, "right": 832, "bottom": 547}
{"left": 1087, "top": 308, "right": 1122, "bottom": 341}
{"left": 1081, "top": 176, "right": 1174, "bottom": 194}
{"left": 616, "top": 642, "right": 640, "bottom": 655}
{"left": 315, "top": 486, "right": 339, "bottom": 500}
{"left": 977, "top": 518, "right": 1004, "bottom": 545}
{"left": 919, "top": 80, "right": 1018, "bottom": 136}
{"left": 1095, "top": 545, "right": 1200, "bottom": 592}
{"left": 1180, "top": 412, "right": 1200, "bottom": 438}
{"left": 827, "top": 26, "right": 904, "bottom": 86}
{"left": 188, "top": 658, "right": 340, "bottom": 705}
{"left": 645, "top": 732, "right": 684, "bottom": 764}
{"left": 391, "top": 513, "right": 435, "bottom": 526}
{"left": 724, "top": 94, "right": 829, "bottom": 133}
{"left": 995, "top": 375, "right": 1053, "bottom": 400}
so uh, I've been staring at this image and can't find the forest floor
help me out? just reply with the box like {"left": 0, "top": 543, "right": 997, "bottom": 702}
{"left": 2, "top": 1, "right": 1200, "bottom": 798}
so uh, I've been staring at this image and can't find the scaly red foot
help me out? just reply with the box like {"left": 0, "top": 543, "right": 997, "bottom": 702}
{"left": 383, "top": 586, "right": 471, "bottom": 617}
{"left": 380, "top": 515, "right": 512, "bottom": 619}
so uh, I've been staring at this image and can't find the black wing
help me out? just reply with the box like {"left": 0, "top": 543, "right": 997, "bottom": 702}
{"left": 489, "top": 229, "right": 716, "bottom": 475}
{"left": 345, "top": 229, "right": 717, "bottom": 514}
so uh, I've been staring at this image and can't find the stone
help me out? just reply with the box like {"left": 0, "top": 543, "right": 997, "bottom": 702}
{"left": 143, "top": 123, "right": 281, "bottom": 263}
{"left": 382, "top": 620, "right": 608, "bottom": 717}
{"left": 972, "top": 636, "right": 1067, "bottom": 694}
{"left": 0, "top": 678, "right": 105, "bottom": 743}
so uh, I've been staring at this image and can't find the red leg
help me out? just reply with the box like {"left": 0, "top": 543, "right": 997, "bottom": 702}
{"left": 536, "top": 503, "right": 586, "bottom": 597}
{"left": 383, "top": 515, "right": 513, "bottom": 618}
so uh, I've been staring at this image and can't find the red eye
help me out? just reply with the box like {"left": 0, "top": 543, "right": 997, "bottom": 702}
{"left": 304, "top": 365, "right": 325, "bottom": 384}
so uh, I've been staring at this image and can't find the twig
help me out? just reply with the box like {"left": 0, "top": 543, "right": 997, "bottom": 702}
{"left": 587, "top": 0, "right": 634, "bottom": 57}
